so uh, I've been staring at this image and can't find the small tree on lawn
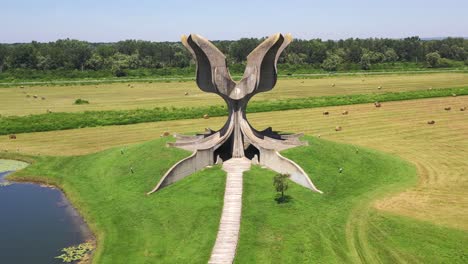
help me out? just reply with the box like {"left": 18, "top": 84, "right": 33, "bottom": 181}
{"left": 273, "top": 173, "right": 290, "bottom": 202}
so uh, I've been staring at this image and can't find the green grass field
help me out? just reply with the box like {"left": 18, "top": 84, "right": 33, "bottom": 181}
{"left": 6, "top": 136, "right": 467, "bottom": 263}
{"left": 1, "top": 72, "right": 467, "bottom": 263}
{"left": 0, "top": 72, "right": 466, "bottom": 116}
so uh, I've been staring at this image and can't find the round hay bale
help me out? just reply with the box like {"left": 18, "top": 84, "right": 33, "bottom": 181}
{"left": 460, "top": 107, "right": 466, "bottom": 111}
{"left": 444, "top": 107, "right": 451, "bottom": 111}
{"left": 342, "top": 110, "right": 349, "bottom": 115}
{"left": 335, "top": 126, "right": 342, "bottom": 131}
{"left": 203, "top": 114, "right": 210, "bottom": 119}
{"left": 41, "top": 97, "right": 46, "bottom": 100}
{"left": 323, "top": 111, "right": 329, "bottom": 115}
{"left": 378, "top": 86, "right": 382, "bottom": 90}
{"left": 331, "top": 83, "right": 335, "bottom": 87}
{"left": 161, "top": 131, "right": 170, "bottom": 137}
{"left": 184, "top": 92, "right": 189, "bottom": 96}
{"left": 452, "top": 93, "right": 457, "bottom": 97}
{"left": 374, "top": 102, "right": 381, "bottom": 108}
{"left": 33, "top": 95, "right": 38, "bottom": 99}
{"left": 9, "top": 134, "right": 17, "bottom": 139}
{"left": 427, "top": 120, "right": 435, "bottom": 125}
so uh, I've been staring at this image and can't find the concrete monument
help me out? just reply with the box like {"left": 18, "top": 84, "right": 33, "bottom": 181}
{"left": 148, "top": 33, "right": 322, "bottom": 194}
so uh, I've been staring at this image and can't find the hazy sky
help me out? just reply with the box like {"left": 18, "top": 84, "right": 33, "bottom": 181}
{"left": 2, "top": 0, "right": 467, "bottom": 43}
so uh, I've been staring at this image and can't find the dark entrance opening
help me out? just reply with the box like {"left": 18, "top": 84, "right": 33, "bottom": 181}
{"left": 244, "top": 143, "right": 260, "bottom": 161}
{"left": 213, "top": 134, "right": 260, "bottom": 162}
{"left": 214, "top": 134, "right": 233, "bottom": 162}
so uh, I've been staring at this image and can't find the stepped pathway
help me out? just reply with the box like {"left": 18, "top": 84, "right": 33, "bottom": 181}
{"left": 208, "top": 158, "right": 251, "bottom": 264}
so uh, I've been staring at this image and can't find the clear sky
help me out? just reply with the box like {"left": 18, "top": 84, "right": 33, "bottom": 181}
{"left": 2, "top": 0, "right": 467, "bottom": 43}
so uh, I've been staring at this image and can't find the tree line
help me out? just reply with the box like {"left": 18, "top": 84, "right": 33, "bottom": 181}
{"left": 0, "top": 36, "right": 466, "bottom": 76}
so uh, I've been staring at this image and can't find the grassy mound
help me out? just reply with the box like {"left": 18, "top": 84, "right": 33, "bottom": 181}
{"left": 9, "top": 138, "right": 226, "bottom": 263}
{"left": 236, "top": 137, "right": 467, "bottom": 263}
{"left": 7, "top": 137, "right": 467, "bottom": 263}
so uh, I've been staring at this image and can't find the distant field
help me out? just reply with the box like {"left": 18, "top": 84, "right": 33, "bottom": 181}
{"left": 0, "top": 72, "right": 466, "bottom": 116}
{"left": 2, "top": 96, "right": 467, "bottom": 231}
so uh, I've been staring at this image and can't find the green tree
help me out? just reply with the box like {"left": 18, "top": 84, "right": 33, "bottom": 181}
{"left": 85, "top": 53, "right": 105, "bottom": 70}
{"left": 426, "top": 52, "right": 441, "bottom": 68}
{"left": 360, "top": 52, "right": 372, "bottom": 70}
{"left": 273, "top": 173, "right": 290, "bottom": 202}
{"left": 0, "top": 45, "right": 7, "bottom": 72}
{"left": 384, "top": 48, "right": 399, "bottom": 63}
{"left": 8, "top": 44, "right": 37, "bottom": 68}
{"left": 321, "top": 52, "right": 342, "bottom": 71}
{"left": 68, "top": 40, "right": 92, "bottom": 71}
{"left": 285, "top": 52, "right": 307, "bottom": 64}
{"left": 229, "top": 38, "right": 261, "bottom": 63}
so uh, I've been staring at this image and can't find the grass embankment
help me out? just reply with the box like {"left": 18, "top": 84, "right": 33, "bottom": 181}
{"left": 1, "top": 86, "right": 467, "bottom": 135}
{"left": 6, "top": 136, "right": 467, "bottom": 263}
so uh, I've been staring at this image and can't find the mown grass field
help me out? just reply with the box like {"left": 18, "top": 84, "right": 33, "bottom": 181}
{"left": 6, "top": 136, "right": 467, "bottom": 263}
{"left": 0, "top": 72, "right": 466, "bottom": 116}
{"left": 1, "top": 73, "right": 467, "bottom": 263}
{"left": 2, "top": 96, "right": 466, "bottom": 232}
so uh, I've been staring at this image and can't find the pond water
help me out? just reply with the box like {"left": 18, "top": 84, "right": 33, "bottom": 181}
{"left": 0, "top": 161, "right": 92, "bottom": 264}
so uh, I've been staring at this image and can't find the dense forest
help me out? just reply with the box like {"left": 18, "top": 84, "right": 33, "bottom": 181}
{"left": 0, "top": 36, "right": 467, "bottom": 78}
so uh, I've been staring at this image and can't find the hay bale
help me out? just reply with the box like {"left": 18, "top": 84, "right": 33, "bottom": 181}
{"left": 452, "top": 93, "right": 457, "bottom": 97}
{"left": 460, "top": 107, "right": 467, "bottom": 111}
{"left": 20, "top": 86, "right": 24, "bottom": 88}
{"left": 374, "top": 102, "right": 381, "bottom": 108}
{"left": 427, "top": 120, "right": 435, "bottom": 125}
{"left": 41, "top": 96, "right": 46, "bottom": 100}
{"left": 331, "top": 83, "right": 335, "bottom": 87}
{"left": 203, "top": 114, "right": 210, "bottom": 119}
{"left": 46, "top": 109, "right": 52, "bottom": 113}
{"left": 160, "top": 131, "right": 170, "bottom": 137}
{"left": 444, "top": 107, "right": 451, "bottom": 111}
{"left": 323, "top": 111, "right": 329, "bottom": 115}
{"left": 26, "top": 94, "right": 30, "bottom": 98}
{"left": 342, "top": 110, "right": 349, "bottom": 115}
{"left": 33, "top": 95, "right": 38, "bottom": 99}
{"left": 184, "top": 92, "right": 189, "bottom": 96}
{"left": 378, "top": 86, "right": 382, "bottom": 90}
{"left": 9, "top": 134, "right": 17, "bottom": 139}
{"left": 335, "top": 126, "right": 342, "bottom": 131}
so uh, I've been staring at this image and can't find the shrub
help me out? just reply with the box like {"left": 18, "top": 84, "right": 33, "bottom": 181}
{"left": 74, "top": 98, "right": 89, "bottom": 105}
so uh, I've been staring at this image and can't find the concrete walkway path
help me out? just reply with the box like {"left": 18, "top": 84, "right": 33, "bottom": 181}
{"left": 208, "top": 158, "right": 251, "bottom": 264}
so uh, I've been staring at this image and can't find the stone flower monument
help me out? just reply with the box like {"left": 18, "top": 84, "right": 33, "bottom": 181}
{"left": 148, "top": 33, "right": 322, "bottom": 195}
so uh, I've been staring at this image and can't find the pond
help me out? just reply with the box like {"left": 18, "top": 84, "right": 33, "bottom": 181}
{"left": 0, "top": 159, "right": 92, "bottom": 264}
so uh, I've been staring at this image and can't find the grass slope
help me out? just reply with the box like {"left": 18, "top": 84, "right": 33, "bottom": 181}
{"left": 235, "top": 136, "right": 467, "bottom": 263}
{"left": 1, "top": 86, "right": 467, "bottom": 135}
{"left": 6, "top": 136, "right": 467, "bottom": 263}
{"left": 9, "top": 138, "right": 226, "bottom": 264}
